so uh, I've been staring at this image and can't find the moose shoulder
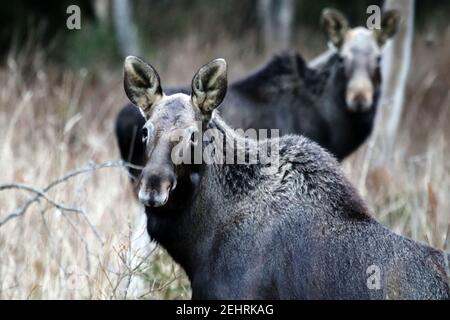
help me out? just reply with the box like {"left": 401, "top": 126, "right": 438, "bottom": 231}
{"left": 120, "top": 56, "right": 450, "bottom": 300}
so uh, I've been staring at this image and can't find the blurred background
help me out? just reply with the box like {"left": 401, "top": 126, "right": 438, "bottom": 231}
{"left": 0, "top": 0, "right": 449, "bottom": 299}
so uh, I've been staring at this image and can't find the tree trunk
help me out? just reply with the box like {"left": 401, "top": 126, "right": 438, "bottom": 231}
{"left": 258, "top": 0, "right": 295, "bottom": 55}
{"left": 378, "top": 0, "right": 415, "bottom": 159}
{"left": 278, "top": 0, "right": 295, "bottom": 51}
{"left": 93, "top": 0, "right": 109, "bottom": 22}
{"left": 112, "top": 0, "right": 140, "bottom": 57}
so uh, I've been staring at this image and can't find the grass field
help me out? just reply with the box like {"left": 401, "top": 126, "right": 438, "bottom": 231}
{"left": 0, "top": 28, "right": 449, "bottom": 299}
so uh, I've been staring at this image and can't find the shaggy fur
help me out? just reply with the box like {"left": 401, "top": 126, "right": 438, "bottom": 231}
{"left": 143, "top": 113, "right": 450, "bottom": 299}
{"left": 120, "top": 57, "right": 450, "bottom": 300}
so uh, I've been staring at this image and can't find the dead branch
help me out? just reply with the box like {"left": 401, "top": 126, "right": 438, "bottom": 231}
{"left": 137, "top": 273, "right": 184, "bottom": 299}
{"left": 0, "top": 183, "right": 83, "bottom": 213}
{"left": 0, "top": 160, "right": 143, "bottom": 228}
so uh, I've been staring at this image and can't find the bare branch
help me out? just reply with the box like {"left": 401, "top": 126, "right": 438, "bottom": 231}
{"left": 0, "top": 183, "right": 83, "bottom": 213}
{"left": 0, "top": 160, "right": 143, "bottom": 228}
{"left": 137, "top": 274, "right": 184, "bottom": 299}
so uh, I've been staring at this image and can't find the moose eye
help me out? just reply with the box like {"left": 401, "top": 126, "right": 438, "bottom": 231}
{"left": 141, "top": 127, "right": 149, "bottom": 143}
{"left": 336, "top": 56, "right": 346, "bottom": 70}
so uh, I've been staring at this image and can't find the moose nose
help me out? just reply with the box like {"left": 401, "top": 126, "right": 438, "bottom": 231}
{"left": 138, "top": 189, "right": 169, "bottom": 207}
{"left": 138, "top": 171, "right": 176, "bottom": 207}
{"left": 346, "top": 92, "right": 373, "bottom": 112}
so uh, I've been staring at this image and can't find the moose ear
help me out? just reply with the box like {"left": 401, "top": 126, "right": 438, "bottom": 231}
{"left": 375, "top": 10, "right": 401, "bottom": 46}
{"left": 124, "top": 56, "right": 163, "bottom": 115}
{"left": 191, "top": 58, "right": 227, "bottom": 119}
{"left": 321, "top": 8, "right": 349, "bottom": 48}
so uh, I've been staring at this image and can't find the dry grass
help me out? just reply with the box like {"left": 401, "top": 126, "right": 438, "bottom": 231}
{"left": 0, "top": 27, "right": 449, "bottom": 299}
{"left": 0, "top": 51, "right": 190, "bottom": 299}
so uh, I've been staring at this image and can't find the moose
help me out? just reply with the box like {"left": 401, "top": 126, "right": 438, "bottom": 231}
{"left": 121, "top": 55, "right": 450, "bottom": 299}
{"left": 115, "top": 8, "right": 400, "bottom": 178}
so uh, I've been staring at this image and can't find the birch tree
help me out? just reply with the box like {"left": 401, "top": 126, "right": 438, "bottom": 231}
{"left": 112, "top": 0, "right": 140, "bottom": 57}
{"left": 377, "top": 0, "right": 415, "bottom": 159}
{"left": 94, "top": 0, "right": 109, "bottom": 22}
{"left": 258, "top": 0, "right": 295, "bottom": 54}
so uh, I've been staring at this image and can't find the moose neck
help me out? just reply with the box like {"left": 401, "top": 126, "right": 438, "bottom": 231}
{"left": 316, "top": 53, "right": 378, "bottom": 159}
{"left": 203, "top": 115, "right": 264, "bottom": 194}
{"left": 143, "top": 165, "right": 201, "bottom": 276}
{"left": 145, "top": 114, "right": 266, "bottom": 280}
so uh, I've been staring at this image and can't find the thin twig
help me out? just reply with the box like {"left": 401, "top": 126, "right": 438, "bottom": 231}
{"left": 0, "top": 183, "right": 83, "bottom": 214}
{"left": 137, "top": 274, "right": 184, "bottom": 299}
{"left": 0, "top": 160, "right": 143, "bottom": 227}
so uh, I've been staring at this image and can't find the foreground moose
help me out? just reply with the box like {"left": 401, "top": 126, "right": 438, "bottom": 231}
{"left": 116, "top": 8, "right": 400, "bottom": 173}
{"left": 121, "top": 56, "right": 450, "bottom": 299}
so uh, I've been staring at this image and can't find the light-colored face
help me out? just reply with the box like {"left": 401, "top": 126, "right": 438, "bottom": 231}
{"left": 339, "top": 27, "right": 382, "bottom": 112}
{"left": 321, "top": 8, "right": 400, "bottom": 112}
{"left": 123, "top": 56, "right": 227, "bottom": 207}
{"left": 138, "top": 94, "right": 198, "bottom": 207}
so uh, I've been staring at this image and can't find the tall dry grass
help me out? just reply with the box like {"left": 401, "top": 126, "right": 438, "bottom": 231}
{"left": 0, "top": 27, "right": 449, "bottom": 299}
{"left": 0, "top": 50, "right": 190, "bottom": 299}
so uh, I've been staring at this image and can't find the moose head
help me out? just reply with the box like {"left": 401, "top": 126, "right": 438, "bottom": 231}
{"left": 321, "top": 8, "right": 400, "bottom": 112}
{"left": 123, "top": 56, "right": 227, "bottom": 207}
